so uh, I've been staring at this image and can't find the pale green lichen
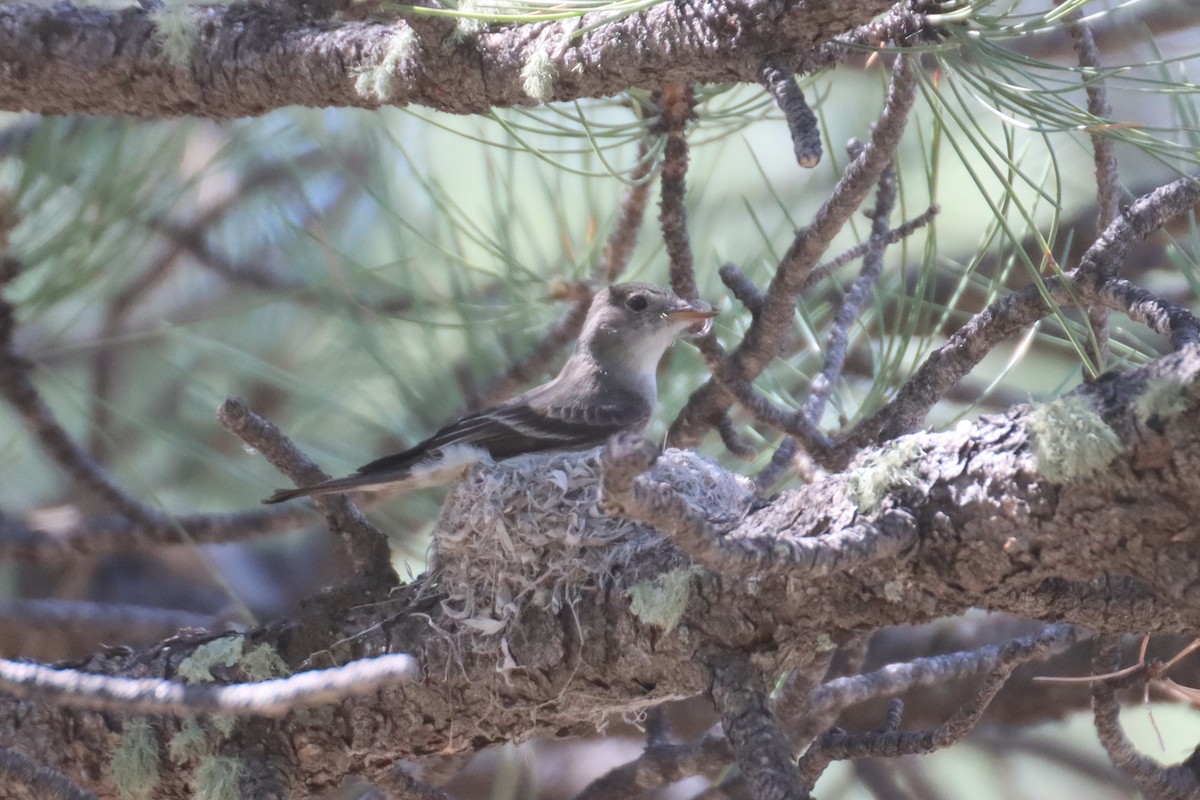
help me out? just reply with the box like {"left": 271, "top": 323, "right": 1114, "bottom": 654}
{"left": 151, "top": 0, "right": 199, "bottom": 71}
{"left": 1028, "top": 394, "right": 1122, "bottom": 483}
{"left": 194, "top": 756, "right": 244, "bottom": 800}
{"left": 354, "top": 27, "right": 418, "bottom": 102}
{"left": 167, "top": 718, "right": 208, "bottom": 764}
{"left": 845, "top": 439, "right": 924, "bottom": 513}
{"left": 450, "top": 0, "right": 490, "bottom": 41}
{"left": 177, "top": 636, "right": 243, "bottom": 683}
{"left": 882, "top": 580, "right": 906, "bottom": 604}
{"left": 521, "top": 50, "right": 557, "bottom": 102}
{"left": 1135, "top": 377, "right": 1189, "bottom": 425}
{"left": 111, "top": 718, "right": 160, "bottom": 800}
{"left": 239, "top": 644, "right": 291, "bottom": 681}
{"left": 626, "top": 567, "right": 698, "bottom": 634}
{"left": 211, "top": 715, "right": 236, "bottom": 737}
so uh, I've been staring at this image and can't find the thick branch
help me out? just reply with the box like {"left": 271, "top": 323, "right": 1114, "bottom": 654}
{"left": 0, "top": 0, "right": 894, "bottom": 118}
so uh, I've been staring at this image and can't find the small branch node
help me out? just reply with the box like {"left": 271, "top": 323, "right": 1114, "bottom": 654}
{"left": 760, "top": 62, "right": 821, "bottom": 168}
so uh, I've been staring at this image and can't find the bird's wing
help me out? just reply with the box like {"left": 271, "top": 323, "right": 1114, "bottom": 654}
{"left": 262, "top": 387, "right": 649, "bottom": 504}
{"left": 352, "top": 393, "right": 650, "bottom": 478}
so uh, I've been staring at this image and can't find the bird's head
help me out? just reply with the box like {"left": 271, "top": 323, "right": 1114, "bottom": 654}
{"left": 577, "top": 282, "right": 718, "bottom": 391}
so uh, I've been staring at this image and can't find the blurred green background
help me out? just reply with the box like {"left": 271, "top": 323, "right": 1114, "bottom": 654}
{"left": 2, "top": 0, "right": 1200, "bottom": 795}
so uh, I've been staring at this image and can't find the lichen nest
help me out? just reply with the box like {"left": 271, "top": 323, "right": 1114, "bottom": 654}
{"left": 431, "top": 447, "right": 755, "bottom": 642}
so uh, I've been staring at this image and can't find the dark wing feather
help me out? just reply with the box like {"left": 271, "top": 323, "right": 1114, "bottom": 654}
{"left": 262, "top": 381, "right": 652, "bottom": 503}
{"left": 351, "top": 393, "right": 650, "bottom": 479}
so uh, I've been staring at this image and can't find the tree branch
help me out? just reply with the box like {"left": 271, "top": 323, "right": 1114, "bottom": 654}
{"left": 0, "top": 652, "right": 417, "bottom": 716}
{"left": 0, "top": 0, "right": 897, "bottom": 118}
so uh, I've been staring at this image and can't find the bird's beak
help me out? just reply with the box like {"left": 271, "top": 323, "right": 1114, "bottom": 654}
{"left": 667, "top": 301, "right": 719, "bottom": 338}
{"left": 666, "top": 302, "right": 719, "bottom": 323}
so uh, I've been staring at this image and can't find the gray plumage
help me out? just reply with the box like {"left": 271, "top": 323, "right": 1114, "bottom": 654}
{"left": 264, "top": 283, "right": 717, "bottom": 504}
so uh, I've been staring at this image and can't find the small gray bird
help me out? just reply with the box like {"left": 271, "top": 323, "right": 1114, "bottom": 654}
{"left": 264, "top": 283, "right": 718, "bottom": 504}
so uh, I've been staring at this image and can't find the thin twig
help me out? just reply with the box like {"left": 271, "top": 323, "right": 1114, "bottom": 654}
{"left": 645, "top": 705, "right": 672, "bottom": 748}
{"left": 715, "top": 410, "right": 757, "bottom": 461}
{"left": 0, "top": 504, "right": 321, "bottom": 562}
{"left": 374, "top": 763, "right": 457, "bottom": 800}
{"left": 849, "top": 172, "right": 1200, "bottom": 445}
{"left": 800, "top": 203, "right": 939, "bottom": 294}
{"left": 0, "top": 746, "right": 98, "bottom": 800}
{"left": 716, "top": 370, "right": 835, "bottom": 461}
{"left": 0, "top": 653, "right": 418, "bottom": 716}
{"left": 473, "top": 139, "right": 656, "bottom": 409}
{"left": 755, "top": 437, "right": 799, "bottom": 492}
{"left": 657, "top": 83, "right": 699, "bottom": 302}
{"left": 0, "top": 271, "right": 165, "bottom": 527}
{"left": 799, "top": 625, "right": 1078, "bottom": 785}
{"left": 719, "top": 263, "right": 764, "bottom": 316}
{"left": 1068, "top": 10, "right": 1122, "bottom": 373}
{"left": 670, "top": 55, "right": 919, "bottom": 448}
{"left": 0, "top": 598, "right": 214, "bottom": 642}
{"left": 570, "top": 735, "right": 731, "bottom": 800}
{"left": 1067, "top": 16, "right": 1121, "bottom": 245}
{"left": 806, "top": 625, "right": 1078, "bottom": 723}
{"left": 704, "top": 648, "right": 810, "bottom": 800}
{"left": 1095, "top": 278, "right": 1200, "bottom": 346}
{"left": 218, "top": 398, "right": 396, "bottom": 586}
{"left": 470, "top": 283, "right": 593, "bottom": 409}
{"left": 1090, "top": 637, "right": 1200, "bottom": 800}
{"left": 755, "top": 184, "right": 938, "bottom": 489}
{"left": 804, "top": 162, "right": 898, "bottom": 426}
{"left": 596, "top": 136, "right": 656, "bottom": 283}
{"left": 760, "top": 62, "right": 821, "bottom": 168}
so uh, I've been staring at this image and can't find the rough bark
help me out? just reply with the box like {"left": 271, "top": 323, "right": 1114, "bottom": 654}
{"left": 0, "top": 0, "right": 891, "bottom": 118}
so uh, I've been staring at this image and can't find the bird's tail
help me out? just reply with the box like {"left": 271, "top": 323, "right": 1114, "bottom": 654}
{"left": 262, "top": 474, "right": 398, "bottom": 504}
{"left": 263, "top": 444, "right": 489, "bottom": 504}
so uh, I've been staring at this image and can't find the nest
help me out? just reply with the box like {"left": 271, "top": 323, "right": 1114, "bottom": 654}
{"left": 431, "top": 446, "right": 755, "bottom": 647}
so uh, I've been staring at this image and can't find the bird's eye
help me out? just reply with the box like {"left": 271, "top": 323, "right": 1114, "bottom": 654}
{"left": 625, "top": 294, "right": 649, "bottom": 312}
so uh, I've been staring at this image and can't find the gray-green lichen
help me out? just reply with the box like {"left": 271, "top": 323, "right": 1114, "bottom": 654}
{"left": 177, "top": 636, "right": 243, "bottom": 683}
{"left": 354, "top": 28, "right": 419, "bottom": 102}
{"left": 151, "top": 0, "right": 199, "bottom": 70}
{"left": 167, "top": 718, "right": 208, "bottom": 765}
{"left": 626, "top": 567, "right": 699, "bottom": 634}
{"left": 193, "top": 756, "right": 244, "bottom": 800}
{"left": 111, "top": 718, "right": 160, "bottom": 800}
{"left": 239, "top": 644, "right": 291, "bottom": 681}
{"left": 845, "top": 439, "right": 924, "bottom": 513}
{"left": 1135, "top": 376, "right": 1189, "bottom": 425}
{"left": 1028, "top": 394, "right": 1122, "bottom": 483}
{"left": 521, "top": 50, "right": 558, "bottom": 102}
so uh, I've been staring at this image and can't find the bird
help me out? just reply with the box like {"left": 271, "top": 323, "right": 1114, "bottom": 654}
{"left": 263, "top": 282, "right": 718, "bottom": 504}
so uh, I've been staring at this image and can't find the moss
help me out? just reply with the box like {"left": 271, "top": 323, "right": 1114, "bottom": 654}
{"left": 521, "top": 50, "right": 557, "bottom": 102}
{"left": 193, "top": 756, "right": 244, "bottom": 800}
{"left": 845, "top": 439, "right": 924, "bottom": 513}
{"left": 1135, "top": 377, "right": 1189, "bottom": 425}
{"left": 177, "top": 637, "right": 243, "bottom": 683}
{"left": 1028, "top": 394, "right": 1122, "bottom": 483}
{"left": 111, "top": 718, "right": 160, "bottom": 800}
{"left": 168, "top": 718, "right": 208, "bottom": 764}
{"left": 626, "top": 567, "right": 698, "bottom": 634}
